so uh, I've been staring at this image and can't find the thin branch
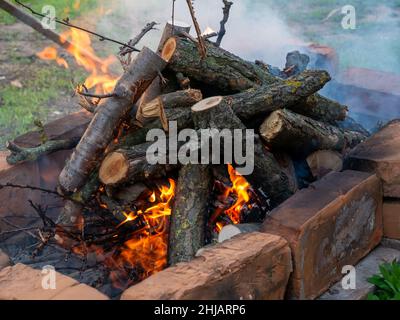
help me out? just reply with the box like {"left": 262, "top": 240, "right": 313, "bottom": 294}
{"left": 77, "top": 91, "right": 116, "bottom": 99}
{"left": 216, "top": 0, "right": 233, "bottom": 47}
{"left": 186, "top": 0, "right": 207, "bottom": 59}
{"left": 119, "top": 22, "right": 158, "bottom": 56}
{"left": 15, "top": 0, "right": 139, "bottom": 52}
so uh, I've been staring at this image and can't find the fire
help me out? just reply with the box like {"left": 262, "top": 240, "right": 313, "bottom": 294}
{"left": 110, "top": 179, "right": 176, "bottom": 286}
{"left": 37, "top": 28, "right": 118, "bottom": 94}
{"left": 212, "top": 164, "right": 252, "bottom": 232}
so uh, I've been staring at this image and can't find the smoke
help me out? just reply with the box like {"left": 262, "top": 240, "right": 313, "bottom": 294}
{"left": 99, "top": 0, "right": 303, "bottom": 68}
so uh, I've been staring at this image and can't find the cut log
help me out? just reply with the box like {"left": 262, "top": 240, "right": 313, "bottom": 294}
{"left": 58, "top": 47, "right": 167, "bottom": 193}
{"left": 99, "top": 141, "right": 179, "bottom": 186}
{"left": 260, "top": 109, "right": 367, "bottom": 157}
{"left": 218, "top": 223, "right": 261, "bottom": 243}
{"left": 229, "top": 70, "right": 331, "bottom": 121}
{"left": 192, "top": 97, "right": 293, "bottom": 207}
{"left": 136, "top": 89, "right": 202, "bottom": 129}
{"left": 162, "top": 36, "right": 277, "bottom": 93}
{"left": 6, "top": 138, "right": 79, "bottom": 165}
{"left": 168, "top": 164, "right": 212, "bottom": 265}
{"left": 306, "top": 150, "right": 343, "bottom": 179}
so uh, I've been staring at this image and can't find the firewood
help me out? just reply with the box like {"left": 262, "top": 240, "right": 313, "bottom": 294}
{"left": 292, "top": 93, "right": 348, "bottom": 124}
{"left": 58, "top": 47, "right": 168, "bottom": 194}
{"left": 136, "top": 89, "right": 202, "bottom": 129}
{"left": 218, "top": 223, "right": 261, "bottom": 243}
{"left": 191, "top": 97, "right": 293, "bottom": 207}
{"left": 162, "top": 36, "right": 277, "bottom": 93}
{"left": 229, "top": 70, "right": 331, "bottom": 122}
{"left": 260, "top": 109, "right": 367, "bottom": 157}
{"left": 306, "top": 150, "right": 343, "bottom": 179}
{"left": 99, "top": 140, "right": 180, "bottom": 186}
{"left": 6, "top": 138, "right": 79, "bottom": 165}
{"left": 168, "top": 164, "right": 212, "bottom": 265}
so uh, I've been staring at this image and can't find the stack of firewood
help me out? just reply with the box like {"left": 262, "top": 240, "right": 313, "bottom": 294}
{"left": 6, "top": 21, "right": 368, "bottom": 267}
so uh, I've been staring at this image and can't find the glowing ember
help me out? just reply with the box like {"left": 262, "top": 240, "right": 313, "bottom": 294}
{"left": 36, "top": 28, "right": 118, "bottom": 95}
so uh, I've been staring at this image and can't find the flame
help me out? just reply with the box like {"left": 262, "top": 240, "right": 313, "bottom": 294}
{"left": 212, "top": 164, "right": 252, "bottom": 231}
{"left": 37, "top": 28, "right": 118, "bottom": 95}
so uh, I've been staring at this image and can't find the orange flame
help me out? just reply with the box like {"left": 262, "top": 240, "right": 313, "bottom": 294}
{"left": 213, "top": 164, "right": 251, "bottom": 232}
{"left": 37, "top": 28, "right": 118, "bottom": 95}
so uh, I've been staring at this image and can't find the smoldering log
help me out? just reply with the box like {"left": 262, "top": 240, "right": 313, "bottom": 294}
{"left": 229, "top": 70, "right": 331, "bottom": 122}
{"left": 260, "top": 109, "right": 367, "bottom": 157}
{"left": 6, "top": 138, "right": 79, "bottom": 165}
{"left": 58, "top": 47, "right": 168, "bottom": 193}
{"left": 168, "top": 164, "right": 212, "bottom": 265}
{"left": 191, "top": 97, "right": 293, "bottom": 207}
{"left": 162, "top": 36, "right": 277, "bottom": 94}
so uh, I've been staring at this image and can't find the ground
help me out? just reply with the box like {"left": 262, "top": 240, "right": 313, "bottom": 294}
{"left": 1, "top": 0, "right": 400, "bottom": 149}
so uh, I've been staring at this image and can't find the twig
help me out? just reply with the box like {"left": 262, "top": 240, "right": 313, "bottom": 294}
{"left": 119, "top": 22, "right": 158, "bottom": 56}
{"left": 216, "top": 0, "right": 233, "bottom": 47}
{"left": 15, "top": 0, "right": 138, "bottom": 52}
{"left": 185, "top": 0, "right": 207, "bottom": 59}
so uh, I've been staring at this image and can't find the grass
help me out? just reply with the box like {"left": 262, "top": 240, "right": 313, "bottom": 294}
{"left": 0, "top": 0, "right": 98, "bottom": 25}
{"left": 0, "top": 63, "right": 86, "bottom": 148}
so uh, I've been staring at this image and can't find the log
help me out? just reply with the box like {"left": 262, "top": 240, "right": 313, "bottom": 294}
{"left": 260, "top": 109, "right": 367, "bottom": 157}
{"left": 99, "top": 140, "right": 180, "bottom": 186}
{"left": 58, "top": 47, "right": 168, "bottom": 193}
{"left": 306, "top": 150, "right": 343, "bottom": 179}
{"left": 6, "top": 138, "right": 79, "bottom": 165}
{"left": 291, "top": 93, "right": 348, "bottom": 124}
{"left": 136, "top": 89, "right": 202, "bottom": 129}
{"left": 168, "top": 164, "right": 212, "bottom": 265}
{"left": 218, "top": 223, "right": 261, "bottom": 243}
{"left": 192, "top": 97, "right": 293, "bottom": 207}
{"left": 162, "top": 36, "right": 277, "bottom": 94}
{"left": 229, "top": 70, "right": 331, "bottom": 121}
{"left": 137, "top": 21, "right": 192, "bottom": 110}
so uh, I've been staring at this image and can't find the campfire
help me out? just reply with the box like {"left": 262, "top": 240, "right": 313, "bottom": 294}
{"left": 0, "top": 0, "right": 371, "bottom": 299}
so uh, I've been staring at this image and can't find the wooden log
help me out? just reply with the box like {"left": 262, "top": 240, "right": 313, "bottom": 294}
{"left": 306, "top": 150, "right": 343, "bottom": 179}
{"left": 229, "top": 70, "right": 331, "bottom": 121}
{"left": 291, "top": 93, "right": 348, "bottom": 124}
{"left": 99, "top": 141, "right": 179, "bottom": 186}
{"left": 168, "top": 164, "right": 212, "bottom": 265}
{"left": 6, "top": 138, "right": 79, "bottom": 165}
{"left": 58, "top": 47, "right": 168, "bottom": 193}
{"left": 162, "top": 36, "right": 277, "bottom": 93}
{"left": 136, "top": 89, "right": 202, "bottom": 129}
{"left": 192, "top": 97, "right": 293, "bottom": 207}
{"left": 260, "top": 109, "right": 367, "bottom": 157}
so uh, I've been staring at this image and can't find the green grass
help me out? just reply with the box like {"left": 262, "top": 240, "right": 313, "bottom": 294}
{"left": 0, "top": 65, "right": 85, "bottom": 147}
{"left": 0, "top": 0, "right": 98, "bottom": 25}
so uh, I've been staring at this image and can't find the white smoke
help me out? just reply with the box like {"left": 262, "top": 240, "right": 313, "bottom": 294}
{"left": 99, "top": 0, "right": 303, "bottom": 68}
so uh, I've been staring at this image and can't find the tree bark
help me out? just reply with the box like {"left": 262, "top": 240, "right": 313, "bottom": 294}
{"left": 168, "top": 164, "right": 212, "bottom": 265}
{"left": 6, "top": 138, "right": 79, "bottom": 165}
{"left": 229, "top": 70, "right": 331, "bottom": 121}
{"left": 59, "top": 47, "right": 167, "bottom": 193}
{"left": 162, "top": 36, "right": 277, "bottom": 94}
{"left": 260, "top": 109, "right": 367, "bottom": 157}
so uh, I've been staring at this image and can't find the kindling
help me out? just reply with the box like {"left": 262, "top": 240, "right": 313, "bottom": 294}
{"left": 145, "top": 121, "right": 255, "bottom": 175}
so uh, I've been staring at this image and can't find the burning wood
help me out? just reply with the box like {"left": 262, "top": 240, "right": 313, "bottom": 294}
{"left": 2, "top": 0, "right": 373, "bottom": 294}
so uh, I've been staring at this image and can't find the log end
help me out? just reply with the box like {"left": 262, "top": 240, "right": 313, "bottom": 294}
{"left": 260, "top": 110, "right": 284, "bottom": 143}
{"left": 161, "top": 37, "right": 177, "bottom": 62}
{"left": 99, "top": 152, "right": 129, "bottom": 185}
{"left": 191, "top": 96, "right": 223, "bottom": 113}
